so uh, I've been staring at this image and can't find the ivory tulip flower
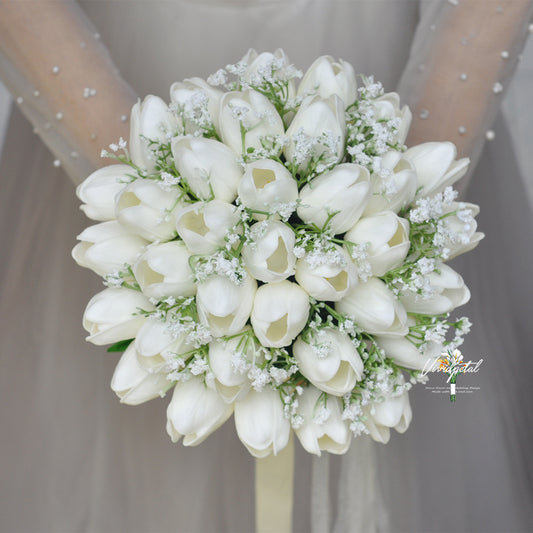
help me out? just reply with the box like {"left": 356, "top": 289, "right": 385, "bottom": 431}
{"left": 404, "top": 142, "right": 469, "bottom": 198}
{"left": 238, "top": 159, "right": 298, "bottom": 218}
{"left": 363, "top": 151, "right": 417, "bottom": 215}
{"left": 175, "top": 200, "right": 239, "bottom": 255}
{"left": 297, "top": 55, "right": 357, "bottom": 107}
{"left": 364, "top": 392, "right": 412, "bottom": 444}
{"left": 133, "top": 241, "right": 196, "bottom": 299}
{"left": 375, "top": 335, "right": 442, "bottom": 371}
{"left": 171, "top": 136, "right": 243, "bottom": 203}
{"left": 293, "top": 328, "right": 363, "bottom": 396}
{"left": 297, "top": 163, "right": 370, "bottom": 234}
{"left": 345, "top": 211, "right": 410, "bottom": 277}
{"left": 83, "top": 288, "right": 153, "bottom": 345}
{"left": 197, "top": 275, "right": 257, "bottom": 337}
{"left": 110, "top": 343, "right": 172, "bottom": 405}
{"left": 130, "top": 95, "right": 177, "bottom": 172}
{"left": 400, "top": 264, "right": 470, "bottom": 315}
{"left": 115, "top": 179, "right": 181, "bottom": 242}
{"left": 170, "top": 77, "right": 223, "bottom": 132}
{"left": 440, "top": 202, "right": 484, "bottom": 259}
{"left": 242, "top": 220, "right": 296, "bottom": 282}
{"left": 218, "top": 89, "right": 284, "bottom": 155}
{"left": 284, "top": 94, "right": 346, "bottom": 172}
{"left": 295, "top": 387, "right": 351, "bottom": 455}
{"left": 76, "top": 164, "right": 131, "bottom": 221}
{"left": 251, "top": 281, "right": 310, "bottom": 348}
{"left": 234, "top": 388, "right": 290, "bottom": 457}
{"left": 295, "top": 245, "right": 357, "bottom": 301}
{"left": 371, "top": 92, "right": 411, "bottom": 145}
{"left": 72, "top": 221, "right": 147, "bottom": 277}
{"left": 336, "top": 277, "right": 408, "bottom": 336}
{"left": 208, "top": 334, "right": 254, "bottom": 403}
{"left": 166, "top": 376, "right": 234, "bottom": 446}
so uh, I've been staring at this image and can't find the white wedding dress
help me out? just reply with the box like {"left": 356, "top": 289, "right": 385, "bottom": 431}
{"left": 1, "top": 1, "right": 533, "bottom": 532}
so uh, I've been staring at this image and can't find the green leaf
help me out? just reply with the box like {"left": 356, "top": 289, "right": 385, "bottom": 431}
{"left": 106, "top": 339, "right": 134, "bottom": 353}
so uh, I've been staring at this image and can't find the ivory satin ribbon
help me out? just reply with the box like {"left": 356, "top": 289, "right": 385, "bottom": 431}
{"left": 255, "top": 434, "right": 294, "bottom": 533}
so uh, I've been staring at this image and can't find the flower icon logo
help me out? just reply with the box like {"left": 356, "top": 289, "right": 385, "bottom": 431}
{"left": 438, "top": 349, "right": 467, "bottom": 402}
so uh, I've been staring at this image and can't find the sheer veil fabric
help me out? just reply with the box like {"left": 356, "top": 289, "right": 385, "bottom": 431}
{"left": 0, "top": 1, "right": 532, "bottom": 532}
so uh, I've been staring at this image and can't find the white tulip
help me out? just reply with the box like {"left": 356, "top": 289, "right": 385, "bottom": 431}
{"left": 400, "top": 264, "right": 470, "bottom": 315}
{"left": 175, "top": 200, "right": 239, "bottom": 255}
{"left": 218, "top": 89, "right": 284, "bottom": 155}
{"left": 297, "top": 163, "right": 370, "bottom": 234}
{"left": 238, "top": 159, "right": 298, "bottom": 219}
{"left": 293, "top": 328, "right": 363, "bottom": 396}
{"left": 295, "top": 244, "right": 357, "bottom": 302}
{"left": 295, "top": 387, "right": 351, "bottom": 455}
{"left": 251, "top": 281, "right": 310, "bottom": 348}
{"left": 336, "top": 277, "right": 408, "bottom": 336}
{"left": 364, "top": 391, "right": 412, "bottom": 444}
{"left": 133, "top": 241, "right": 196, "bottom": 299}
{"left": 130, "top": 95, "right": 177, "bottom": 172}
{"left": 110, "top": 343, "right": 172, "bottom": 405}
{"left": 166, "top": 376, "right": 234, "bottom": 446}
{"left": 135, "top": 317, "right": 193, "bottom": 373}
{"left": 170, "top": 77, "right": 223, "bottom": 132}
{"left": 115, "top": 179, "right": 181, "bottom": 241}
{"left": 171, "top": 136, "right": 242, "bottom": 203}
{"left": 76, "top": 164, "right": 131, "bottom": 221}
{"left": 440, "top": 202, "right": 484, "bottom": 260}
{"left": 284, "top": 94, "right": 346, "bottom": 172}
{"left": 208, "top": 334, "right": 253, "bottom": 403}
{"left": 197, "top": 275, "right": 257, "bottom": 337}
{"left": 345, "top": 211, "right": 410, "bottom": 277}
{"left": 83, "top": 288, "right": 153, "bottom": 345}
{"left": 375, "top": 335, "right": 442, "bottom": 371}
{"left": 297, "top": 55, "right": 357, "bottom": 108}
{"left": 242, "top": 220, "right": 296, "bottom": 282}
{"left": 371, "top": 92, "right": 411, "bottom": 145}
{"left": 363, "top": 151, "right": 417, "bottom": 215}
{"left": 72, "top": 221, "right": 147, "bottom": 277}
{"left": 404, "top": 142, "right": 469, "bottom": 198}
{"left": 234, "top": 388, "right": 290, "bottom": 457}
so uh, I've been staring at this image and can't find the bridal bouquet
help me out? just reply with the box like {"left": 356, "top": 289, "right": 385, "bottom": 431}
{"left": 73, "top": 50, "right": 483, "bottom": 457}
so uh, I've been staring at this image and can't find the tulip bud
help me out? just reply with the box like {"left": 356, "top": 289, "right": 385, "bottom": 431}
{"left": 115, "top": 179, "right": 181, "bottom": 242}
{"left": 400, "top": 264, "right": 470, "bottom": 315}
{"left": 297, "top": 163, "right": 370, "bottom": 234}
{"left": 133, "top": 241, "right": 196, "bottom": 299}
{"left": 130, "top": 95, "right": 177, "bottom": 172}
{"left": 295, "top": 244, "right": 357, "bottom": 302}
{"left": 197, "top": 275, "right": 257, "bottom": 337}
{"left": 404, "top": 142, "right": 469, "bottom": 198}
{"left": 175, "top": 200, "right": 239, "bottom": 255}
{"left": 219, "top": 89, "right": 284, "bottom": 155}
{"left": 83, "top": 288, "right": 153, "bottom": 345}
{"left": 375, "top": 335, "right": 441, "bottom": 371}
{"left": 297, "top": 55, "right": 357, "bottom": 108}
{"left": 242, "top": 220, "right": 296, "bottom": 282}
{"left": 171, "top": 136, "right": 243, "bottom": 203}
{"left": 364, "top": 391, "right": 412, "bottom": 444}
{"left": 76, "top": 164, "right": 131, "bottom": 221}
{"left": 363, "top": 151, "right": 417, "bottom": 215}
{"left": 166, "top": 376, "right": 234, "bottom": 446}
{"left": 238, "top": 159, "right": 298, "bottom": 219}
{"left": 295, "top": 387, "right": 351, "bottom": 455}
{"left": 73, "top": 221, "right": 147, "bottom": 277}
{"left": 111, "top": 343, "right": 172, "bottom": 405}
{"left": 234, "top": 388, "right": 290, "bottom": 457}
{"left": 440, "top": 202, "right": 484, "bottom": 260}
{"left": 345, "top": 211, "right": 410, "bottom": 277}
{"left": 251, "top": 281, "right": 310, "bottom": 348}
{"left": 293, "top": 328, "right": 363, "bottom": 396}
{"left": 336, "top": 277, "right": 408, "bottom": 336}
{"left": 371, "top": 92, "right": 411, "bottom": 145}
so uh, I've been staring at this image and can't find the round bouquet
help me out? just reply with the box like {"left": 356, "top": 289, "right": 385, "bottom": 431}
{"left": 73, "top": 50, "right": 483, "bottom": 457}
